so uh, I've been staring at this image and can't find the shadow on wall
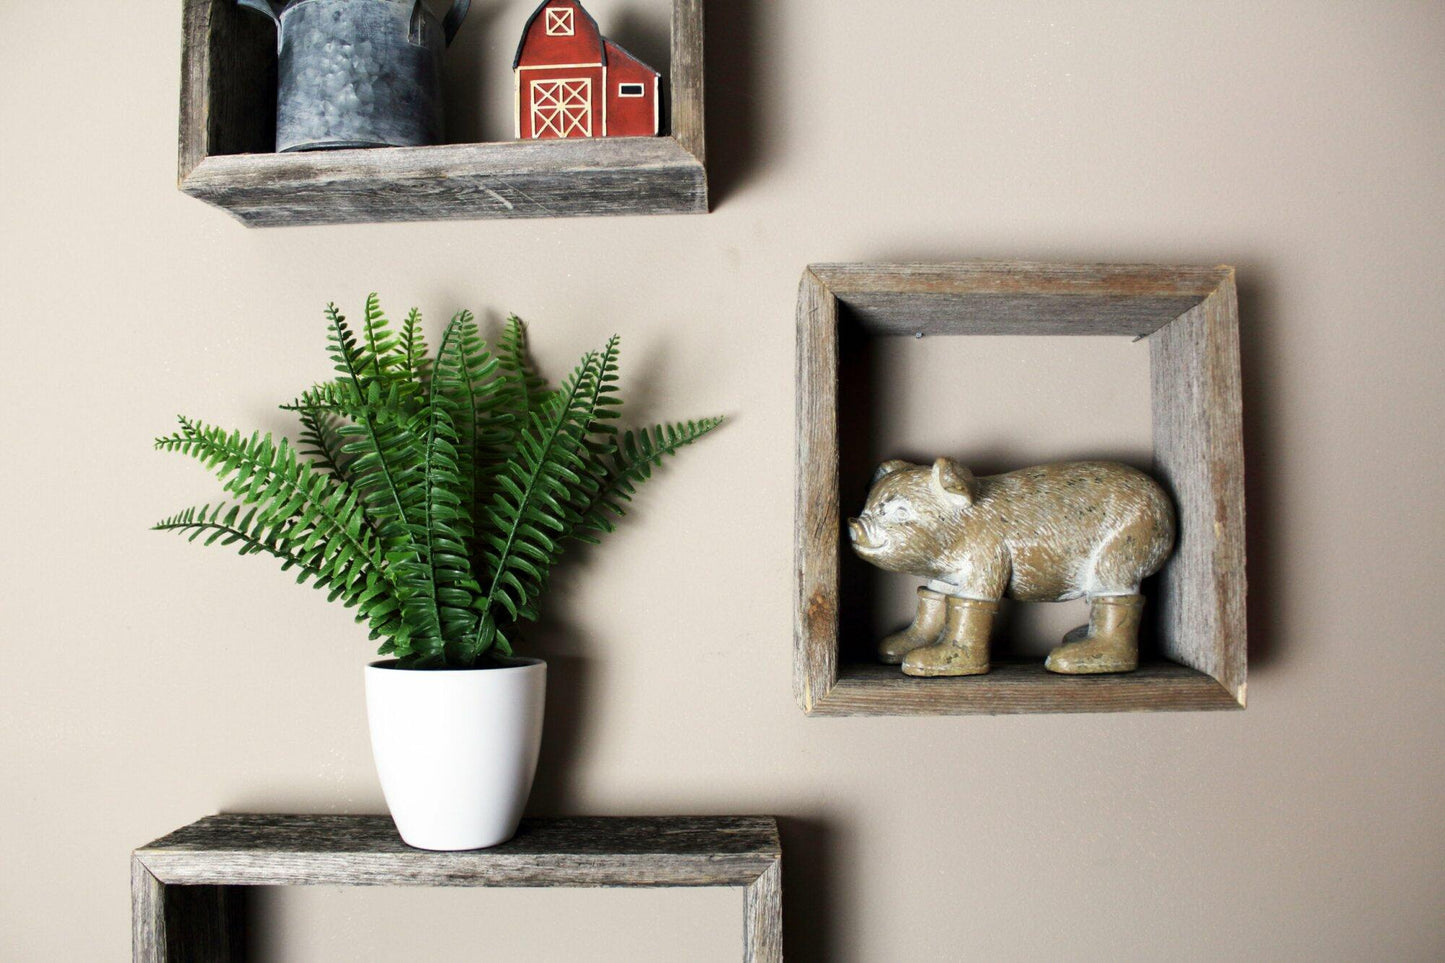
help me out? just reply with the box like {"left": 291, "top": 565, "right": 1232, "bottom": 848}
{"left": 835, "top": 310, "right": 882, "bottom": 665}
{"left": 1233, "top": 264, "right": 1279, "bottom": 673}
{"left": 610, "top": 6, "right": 672, "bottom": 92}
{"left": 522, "top": 639, "right": 597, "bottom": 813}
{"left": 441, "top": 1, "right": 505, "bottom": 145}
{"left": 777, "top": 815, "right": 838, "bottom": 963}
{"left": 704, "top": 0, "right": 765, "bottom": 205}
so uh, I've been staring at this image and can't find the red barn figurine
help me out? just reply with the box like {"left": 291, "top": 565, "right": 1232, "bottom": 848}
{"left": 513, "top": 0, "right": 662, "bottom": 140}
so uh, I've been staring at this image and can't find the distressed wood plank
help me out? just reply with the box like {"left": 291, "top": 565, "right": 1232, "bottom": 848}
{"left": 136, "top": 815, "right": 781, "bottom": 888}
{"left": 795, "top": 270, "right": 841, "bottom": 712}
{"left": 177, "top": 0, "right": 707, "bottom": 224}
{"left": 670, "top": 0, "right": 706, "bottom": 165}
{"left": 182, "top": 137, "right": 706, "bottom": 226}
{"left": 811, "top": 262, "right": 1228, "bottom": 337}
{"left": 812, "top": 661, "right": 1239, "bottom": 716}
{"left": 743, "top": 858, "right": 783, "bottom": 963}
{"left": 132, "top": 856, "right": 244, "bottom": 963}
{"left": 131, "top": 858, "right": 164, "bottom": 962}
{"left": 179, "top": 0, "right": 275, "bottom": 180}
{"left": 1151, "top": 272, "right": 1248, "bottom": 705}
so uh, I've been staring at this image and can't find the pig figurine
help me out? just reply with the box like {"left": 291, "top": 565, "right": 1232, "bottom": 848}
{"left": 848, "top": 459, "right": 1175, "bottom": 677}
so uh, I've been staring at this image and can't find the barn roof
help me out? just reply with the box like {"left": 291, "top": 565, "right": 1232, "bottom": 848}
{"left": 603, "top": 38, "right": 661, "bottom": 78}
{"left": 512, "top": 0, "right": 605, "bottom": 70}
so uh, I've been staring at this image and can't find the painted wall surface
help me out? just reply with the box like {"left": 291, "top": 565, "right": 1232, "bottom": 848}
{"left": 2, "top": 1, "right": 1443, "bottom": 960}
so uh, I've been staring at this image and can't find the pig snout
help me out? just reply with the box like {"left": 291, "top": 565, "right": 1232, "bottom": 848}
{"left": 848, "top": 516, "right": 883, "bottom": 551}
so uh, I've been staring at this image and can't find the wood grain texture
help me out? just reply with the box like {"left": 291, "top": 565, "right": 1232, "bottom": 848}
{"left": 1151, "top": 272, "right": 1248, "bottom": 705}
{"left": 795, "top": 270, "right": 840, "bottom": 712}
{"left": 670, "top": 0, "right": 706, "bottom": 164}
{"left": 177, "top": 0, "right": 708, "bottom": 225}
{"left": 136, "top": 814, "right": 781, "bottom": 888}
{"left": 744, "top": 858, "right": 783, "bottom": 963}
{"left": 810, "top": 262, "right": 1227, "bottom": 337}
{"left": 811, "top": 661, "right": 1238, "bottom": 716}
{"left": 178, "top": 0, "right": 275, "bottom": 180}
{"left": 132, "top": 857, "right": 244, "bottom": 963}
{"left": 181, "top": 137, "right": 706, "bottom": 225}
{"left": 131, "top": 858, "right": 164, "bottom": 962}
{"left": 134, "top": 815, "right": 781, "bottom": 962}
{"left": 794, "top": 262, "right": 1247, "bottom": 715}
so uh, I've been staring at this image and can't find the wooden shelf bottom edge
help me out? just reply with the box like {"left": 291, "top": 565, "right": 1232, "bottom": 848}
{"left": 810, "top": 659, "right": 1241, "bottom": 716}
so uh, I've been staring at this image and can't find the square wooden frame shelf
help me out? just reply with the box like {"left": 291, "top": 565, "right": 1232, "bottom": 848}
{"left": 795, "top": 262, "right": 1248, "bottom": 716}
{"left": 178, "top": 0, "right": 707, "bottom": 226}
{"left": 133, "top": 814, "right": 782, "bottom": 962}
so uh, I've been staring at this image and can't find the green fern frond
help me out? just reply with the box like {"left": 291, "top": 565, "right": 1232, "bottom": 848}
{"left": 569, "top": 417, "right": 725, "bottom": 544}
{"left": 360, "top": 293, "right": 404, "bottom": 383}
{"left": 295, "top": 405, "right": 349, "bottom": 478}
{"left": 497, "top": 315, "right": 553, "bottom": 414}
{"left": 468, "top": 349, "right": 604, "bottom": 660}
{"left": 415, "top": 317, "right": 483, "bottom": 659}
{"left": 152, "top": 502, "right": 407, "bottom": 645}
{"left": 155, "top": 299, "right": 719, "bottom": 668}
{"left": 399, "top": 307, "right": 430, "bottom": 383}
{"left": 432, "top": 311, "right": 512, "bottom": 528}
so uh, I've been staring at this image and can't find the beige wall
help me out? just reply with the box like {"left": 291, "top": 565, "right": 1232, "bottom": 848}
{"left": 3, "top": 1, "right": 1443, "bottom": 959}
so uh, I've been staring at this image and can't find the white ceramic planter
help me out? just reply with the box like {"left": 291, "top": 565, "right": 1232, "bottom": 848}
{"left": 365, "top": 658, "right": 546, "bottom": 851}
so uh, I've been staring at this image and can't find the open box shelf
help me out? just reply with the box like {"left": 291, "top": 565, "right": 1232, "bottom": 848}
{"left": 133, "top": 814, "right": 782, "bottom": 961}
{"left": 178, "top": 0, "right": 707, "bottom": 226}
{"left": 794, "top": 262, "right": 1248, "bottom": 716}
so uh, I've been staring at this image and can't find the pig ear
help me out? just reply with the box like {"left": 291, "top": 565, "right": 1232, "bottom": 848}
{"left": 931, "top": 457, "right": 977, "bottom": 505}
{"left": 872, "top": 459, "right": 913, "bottom": 484}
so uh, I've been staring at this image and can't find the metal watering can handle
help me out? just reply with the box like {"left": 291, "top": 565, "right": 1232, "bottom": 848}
{"left": 441, "top": 0, "right": 470, "bottom": 46}
{"left": 235, "top": 0, "right": 283, "bottom": 52}
{"left": 236, "top": 0, "right": 282, "bottom": 26}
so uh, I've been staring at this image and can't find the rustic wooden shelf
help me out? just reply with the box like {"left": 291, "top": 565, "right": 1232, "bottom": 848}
{"left": 133, "top": 814, "right": 782, "bottom": 961}
{"left": 178, "top": 0, "right": 707, "bottom": 226}
{"left": 795, "top": 262, "right": 1248, "bottom": 716}
{"left": 818, "top": 661, "right": 1239, "bottom": 716}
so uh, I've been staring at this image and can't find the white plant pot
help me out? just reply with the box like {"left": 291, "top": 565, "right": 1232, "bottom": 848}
{"left": 365, "top": 657, "right": 546, "bottom": 851}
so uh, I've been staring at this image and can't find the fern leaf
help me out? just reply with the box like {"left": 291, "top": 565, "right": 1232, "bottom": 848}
{"left": 152, "top": 502, "right": 407, "bottom": 645}
{"left": 322, "top": 305, "right": 445, "bottom": 655}
{"left": 295, "top": 405, "right": 349, "bottom": 479}
{"left": 360, "top": 293, "right": 404, "bottom": 383}
{"left": 569, "top": 417, "right": 725, "bottom": 544}
{"left": 467, "top": 348, "right": 604, "bottom": 661}
{"left": 417, "top": 317, "right": 483, "bottom": 657}
{"left": 399, "top": 307, "right": 430, "bottom": 383}
{"left": 497, "top": 315, "right": 551, "bottom": 413}
{"left": 433, "top": 311, "right": 511, "bottom": 529}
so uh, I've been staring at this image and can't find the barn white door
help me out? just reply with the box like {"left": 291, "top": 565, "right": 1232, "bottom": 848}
{"left": 529, "top": 79, "right": 593, "bottom": 138}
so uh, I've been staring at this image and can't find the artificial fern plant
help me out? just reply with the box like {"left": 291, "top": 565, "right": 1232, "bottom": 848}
{"left": 155, "top": 296, "right": 720, "bottom": 668}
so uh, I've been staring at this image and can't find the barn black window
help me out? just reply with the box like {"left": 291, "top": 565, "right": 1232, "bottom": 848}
{"left": 618, "top": 83, "right": 646, "bottom": 97}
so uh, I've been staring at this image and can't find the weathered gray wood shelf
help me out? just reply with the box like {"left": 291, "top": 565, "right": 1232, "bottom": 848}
{"left": 178, "top": 0, "right": 707, "bottom": 226}
{"left": 821, "top": 661, "right": 1240, "bottom": 716}
{"left": 133, "top": 814, "right": 781, "bottom": 961}
{"left": 795, "top": 262, "right": 1248, "bottom": 716}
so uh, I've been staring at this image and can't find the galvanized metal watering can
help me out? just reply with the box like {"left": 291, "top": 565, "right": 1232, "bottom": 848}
{"left": 238, "top": 0, "right": 470, "bottom": 152}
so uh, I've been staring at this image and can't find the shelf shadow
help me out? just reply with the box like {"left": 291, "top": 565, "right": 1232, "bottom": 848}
{"left": 1234, "top": 264, "right": 1279, "bottom": 672}
{"left": 703, "top": 0, "right": 764, "bottom": 205}
{"left": 776, "top": 815, "right": 838, "bottom": 963}
{"left": 835, "top": 308, "right": 883, "bottom": 665}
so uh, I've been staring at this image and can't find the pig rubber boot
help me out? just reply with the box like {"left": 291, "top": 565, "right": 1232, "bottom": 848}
{"left": 901, "top": 597, "right": 996, "bottom": 677}
{"left": 1045, "top": 594, "right": 1144, "bottom": 674}
{"left": 878, "top": 586, "right": 948, "bottom": 664}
